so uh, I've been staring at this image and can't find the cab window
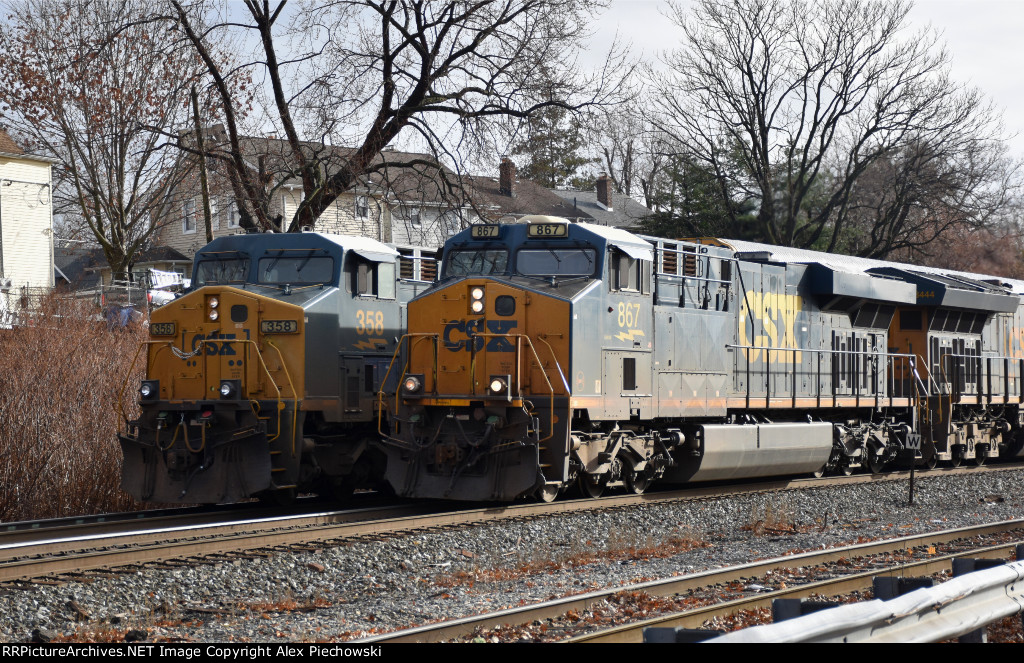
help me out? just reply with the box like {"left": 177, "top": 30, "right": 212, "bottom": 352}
{"left": 194, "top": 257, "right": 250, "bottom": 286}
{"left": 349, "top": 257, "right": 396, "bottom": 299}
{"left": 610, "top": 250, "right": 643, "bottom": 292}
{"left": 258, "top": 255, "right": 335, "bottom": 284}
{"left": 444, "top": 249, "right": 509, "bottom": 277}
{"left": 606, "top": 250, "right": 647, "bottom": 295}
{"left": 516, "top": 248, "right": 596, "bottom": 276}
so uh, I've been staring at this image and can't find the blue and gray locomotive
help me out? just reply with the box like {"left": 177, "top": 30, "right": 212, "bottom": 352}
{"left": 119, "top": 232, "right": 435, "bottom": 504}
{"left": 380, "top": 215, "right": 1024, "bottom": 501}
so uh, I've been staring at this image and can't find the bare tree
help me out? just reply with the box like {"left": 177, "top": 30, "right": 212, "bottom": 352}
{"left": 651, "top": 0, "right": 1019, "bottom": 257}
{"left": 0, "top": 0, "right": 208, "bottom": 277}
{"left": 161, "top": 0, "right": 627, "bottom": 232}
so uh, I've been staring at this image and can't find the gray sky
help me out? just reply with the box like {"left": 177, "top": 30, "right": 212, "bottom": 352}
{"left": 590, "top": 0, "right": 1024, "bottom": 156}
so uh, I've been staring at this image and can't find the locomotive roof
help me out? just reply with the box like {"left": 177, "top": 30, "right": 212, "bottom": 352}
{"left": 458, "top": 217, "right": 654, "bottom": 261}
{"left": 720, "top": 239, "right": 1024, "bottom": 296}
{"left": 568, "top": 221, "right": 654, "bottom": 261}
{"left": 197, "top": 232, "right": 399, "bottom": 262}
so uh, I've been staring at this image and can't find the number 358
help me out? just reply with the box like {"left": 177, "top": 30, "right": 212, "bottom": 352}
{"left": 357, "top": 310, "right": 384, "bottom": 334}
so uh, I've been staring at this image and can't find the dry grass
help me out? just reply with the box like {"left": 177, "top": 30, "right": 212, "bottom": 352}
{"left": 741, "top": 497, "right": 800, "bottom": 536}
{"left": 0, "top": 295, "right": 148, "bottom": 522}
{"left": 435, "top": 529, "right": 710, "bottom": 588}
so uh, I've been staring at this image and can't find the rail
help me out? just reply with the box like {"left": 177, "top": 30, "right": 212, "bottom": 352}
{"left": 709, "top": 560, "right": 1024, "bottom": 643}
{"left": 725, "top": 344, "right": 922, "bottom": 409}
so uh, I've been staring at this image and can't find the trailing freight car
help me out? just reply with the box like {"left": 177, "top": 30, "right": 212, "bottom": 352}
{"left": 119, "top": 232, "right": 436, "bottom": 504}
{"left": 379, "top": 216, "right": 1024, "bottom": 502}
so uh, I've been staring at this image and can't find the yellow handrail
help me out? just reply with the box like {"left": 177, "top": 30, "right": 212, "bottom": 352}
{"left": 118, "top": 337, "right": 292, "bottom": 449}
{"left": 377, "top": 331, "right": 566, "bottom": 444}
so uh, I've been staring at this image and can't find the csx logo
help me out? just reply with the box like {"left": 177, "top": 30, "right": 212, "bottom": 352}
{"left": 443, "top": 319, "right": 517, "bottom": 352}
{"left": 738, "top": 291, "right": 802, "bottom": 363}
{"left": 191, "top": 332, "right": 239, "bottom": 356}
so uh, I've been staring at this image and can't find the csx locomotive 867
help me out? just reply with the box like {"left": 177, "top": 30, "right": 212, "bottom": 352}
{"left": 119, "top": 232, "right": 433, "bottom": 504}
{"left": 380, "top": 216, "right": 1024, "bottom": 502}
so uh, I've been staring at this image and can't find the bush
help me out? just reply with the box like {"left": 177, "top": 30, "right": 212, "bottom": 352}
{"left": 0, "top": 296, "right": 148, "bottom": 521}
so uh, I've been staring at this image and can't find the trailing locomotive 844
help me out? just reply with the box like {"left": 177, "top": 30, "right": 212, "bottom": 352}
{"left": 380, "top": 216, "right": 1024, "bottom": 502}
{"left": 120, "top": 232, "right": 434, "bottom": 504}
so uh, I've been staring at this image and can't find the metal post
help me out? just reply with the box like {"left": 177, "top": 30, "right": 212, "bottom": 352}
{"left": 909, "top": 459, "right": 915, "bottom": 505}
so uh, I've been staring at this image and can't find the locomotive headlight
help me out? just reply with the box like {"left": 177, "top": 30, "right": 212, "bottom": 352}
{"left": 488, "top": 375, "right": 510, "bottom": 397}
{"left": 219, "top": 380, "right": 240, "bottom": 399}
{"left": 139, "top": 380, "right": 159, "bottom": 400}
{"left": 403, "top": 375, "right": 423, "bottom": 393}
{"left": 209, "top": 309, "right": 219, "bottom": 321}
{"left": 209, "top": 297, "right": 219, "bottom": 309}
{"left": 470, "top": 286, "right": 485, "bottom": 313}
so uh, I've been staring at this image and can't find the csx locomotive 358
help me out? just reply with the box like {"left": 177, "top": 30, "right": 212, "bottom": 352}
{"left": 380, "top": 215, "right": 1024, "bottom": 502}
{"left": 120, "top": 232, "right": 433, "bottom": 504}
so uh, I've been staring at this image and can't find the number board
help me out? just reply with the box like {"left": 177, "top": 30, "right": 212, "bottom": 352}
{"left": 261, "top": 319, "right": 299, "bottom": 334}
{"left": 527, "top": 223, "right": 568, "bottom": 238}
{"left": 471, "top": 225, "right": 501, "bottom": 239}
{"left": 150, "top": 322, "right": 176, "bottom": 336}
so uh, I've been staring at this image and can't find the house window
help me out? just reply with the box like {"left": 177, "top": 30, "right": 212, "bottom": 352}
{"left": 209, "top": 198, "right": 219, "bottom": 231}
{"left": 409, "top": 206, "right": 421, "bottom": 228}
{"left": 182, "top": 198, "right": 196, "bottom": 234}
{"left": 356, "top": 196, "right": 369, "bottom": 220}
{"left": 281, "top": 193, "right": 288, "bottom": 222}
{"left": 223, "top": 198, "right": 239, "bottom": 228}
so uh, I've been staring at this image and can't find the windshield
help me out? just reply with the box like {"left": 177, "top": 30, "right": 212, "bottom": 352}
{"left": 444, "top": 249, "right": 509, "bottom": 277}
{"left": 258, "top": 255, "right": 335, "bottom": 284}
{"left": 517, "top": 248, "right": 596, "bottom": 276}
{"left": 194, "top": 257, "right": 250, "bottom": 286}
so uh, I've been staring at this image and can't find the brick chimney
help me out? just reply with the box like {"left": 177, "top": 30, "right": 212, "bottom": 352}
{"left": 499, "top": 158, "right": 515, "bottom": 197}
{"left": 596, "top": 173, "right": 613, "bottom": 211}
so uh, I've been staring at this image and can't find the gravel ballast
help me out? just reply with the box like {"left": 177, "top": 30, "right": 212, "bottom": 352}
{"left": 2, "top": 469, "right": 1022, "bottom": 642}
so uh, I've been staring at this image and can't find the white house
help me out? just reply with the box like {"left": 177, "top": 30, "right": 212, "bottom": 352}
{"left": 0, "top": 129, "right": 54, "bottom": 320}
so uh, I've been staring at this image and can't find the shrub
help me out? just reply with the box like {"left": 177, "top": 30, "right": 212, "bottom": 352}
{"left": 0, "top": 295, "right": 148, "bottom": 521}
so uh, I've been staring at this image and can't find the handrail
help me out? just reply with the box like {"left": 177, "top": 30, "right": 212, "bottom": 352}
{"left": 118, "top": 338, "right": 289, "bottom": 447}
{"left": 377, "top": 330, "right": 563, "bottom": 444}
{"left": 725, "top": 343, "right": 922, "bottom": 406}
{"left": 939, "top": 351, "right": 1024, "bottom": 405}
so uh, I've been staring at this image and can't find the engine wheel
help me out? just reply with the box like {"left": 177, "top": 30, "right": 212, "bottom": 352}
{"left": 972, "top": 446, "right": 987, "bottom": 467}
{"left": 578, "top": 473, "right": 606, "bottom": 499}
{"left": 866, "top": 448, "right": 886, "bottom": 475}
{"left": 922, "top": 453, "right": 938, "bottom": 470}
{"left": 536, "top": 483, "right": 560, "bottom": 503}
{"left": 841, "top": 464, "right": 854, "bottom": 476}
{"left": 950, "top": 446, "right": 964, "bottom": 468}
{"left": 625, "top": 465, "right": 654, "bottom": 495}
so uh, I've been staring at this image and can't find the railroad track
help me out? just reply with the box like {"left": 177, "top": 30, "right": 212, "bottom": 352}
{"left": 2, "top": 463, "right": 1020, "bottom": 587}
{"left": 352, "top": 519, "right": 1024, "bottom": 643}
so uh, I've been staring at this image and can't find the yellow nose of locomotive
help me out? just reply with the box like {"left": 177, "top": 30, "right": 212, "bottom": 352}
{"left": 145, "top": 286, "right": 305, "bottom": 403}
{"left": 403, "top": 279, "right": 570, "bottom": 401}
